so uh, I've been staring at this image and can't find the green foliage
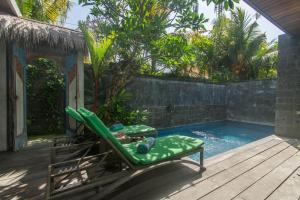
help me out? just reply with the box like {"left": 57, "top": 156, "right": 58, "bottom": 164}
{"left": 80, "top": 23, "right": 116, "bottom": 79}
{"left": 80, "top": 23, "right": 116, "bottom": 111}
{"left": 27, "top": 58, "right": 65, "bottom": 134}
{"left": 79, "top": 0, "right": 237, "bottom": 77}
{"left": 16, "top": 0, "right": 72, "bottom": 23}
{"left": 209, "top": 8, "right": 278, "bottom": 81}
{"left": 151, "top": 34, "right": 195, "bottom": 75}
{"left": 205, "top": 0, "right": 240, "bottom": 9}
{"left": 148, "top": 8, "right": 278, "bottom": 81}
{"left": 97, "top": 90, "right": 149, "bottom": 126}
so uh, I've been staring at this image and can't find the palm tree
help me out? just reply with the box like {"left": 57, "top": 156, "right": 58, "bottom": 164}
{"left": 80, "top": 23, "right": 116, "bottom": 112}
{"left": 226, "top": 8, "right": 267, "bottom": 80}
{"left": 16, "top": 0, "right": 72, "bottom": 24}
{"left": 209, "top": 14, "right": 230, "bottom": 80}
{"left": 250, "top": 41, "right": 278, "bottom": 79}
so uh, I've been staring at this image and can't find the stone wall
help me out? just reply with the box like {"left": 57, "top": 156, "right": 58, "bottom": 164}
{"left": 276, "top": 34, "right": 300, "bottom": 138}
{"left": 226, "top": 80, "right": 277, "bottom": 125}
{"left": 126, "top": 77, "right": 227, "bottom": 127}
{"left": 125, "top": 77, "right": 277, "bottom": 128}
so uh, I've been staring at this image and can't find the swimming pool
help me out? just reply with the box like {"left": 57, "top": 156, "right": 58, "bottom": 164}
{"left": 158, "top": 121, "right": 274, "bottom": 160}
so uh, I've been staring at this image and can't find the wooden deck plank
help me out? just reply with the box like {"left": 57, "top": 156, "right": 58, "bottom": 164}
{"left": 2, "top": 136, "right": 300, "bottom": 200}
{"left": 0, "top": 143, "right": 49, "bottom": 200}
{"left": 267, "top": 167, "right": 300, "bottom": 200}
{"left": 110, "top": 138, "right": 282, "bottom": 200}
{"left": 111, "top": 139, "right": 285, "bottom": 200}
{"left": 205, "top": 135, "right": 279, "bottom": 167}
{"left": 203, "top": 139, "right": 282, "bottom": 176}
{"left": 199, "top": 145, "right": 298, "bottom": 200}
{"left": 235, "top": 151, "right": 300, "bottom": 200}
{"left": 168, "top": 141, "right": 290, "bottom": 200}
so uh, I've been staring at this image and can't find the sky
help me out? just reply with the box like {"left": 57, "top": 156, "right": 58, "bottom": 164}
{"left": 64, "top": 0, "right": 284, "bottom": 42}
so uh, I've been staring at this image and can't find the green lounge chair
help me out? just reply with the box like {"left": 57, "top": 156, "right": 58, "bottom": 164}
{"left": 50, "top": 107, "right": 98, "bottom": 163}
{"left": 51, "top": 106, "right": 156, "bottom": 163}
{"left": 52, "top": 107, "right": 86, "bottom": 147}
{"left": 47, "top": 108, "right": 204, "bottom": 200}
{"left": 112, "top": 124, "right": 157, "bottom": 138}
{"left": 66, "top": 106, "right": 157, "bottom": 138}
{"left": 79, "top": 107, "right": 204, "bottom": 167}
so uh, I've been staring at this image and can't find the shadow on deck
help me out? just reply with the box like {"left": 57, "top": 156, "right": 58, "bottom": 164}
{"left": 1, "top": 135, "right": 300, "bottom": 200}
{"left": 0, "top": 139, "right": 51, "bottom": 200}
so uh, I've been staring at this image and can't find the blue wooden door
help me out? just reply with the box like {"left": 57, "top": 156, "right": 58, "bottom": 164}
{"left": 64, "top": 53, "right": 79, "bottom": 136}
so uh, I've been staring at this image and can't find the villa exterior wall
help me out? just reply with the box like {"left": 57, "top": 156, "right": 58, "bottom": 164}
{"left": 126, "top": 77, "right": 227, "bottom": 128}
{"left": 276, "top": 34, "right": 300, "bottom": 138}
{"left": 226, "top": 80, "right": 277, "bottom": 125}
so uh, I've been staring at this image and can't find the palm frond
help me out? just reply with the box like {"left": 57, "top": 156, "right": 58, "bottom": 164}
{"left": 80, "top": 23, "right": 116, "bottom": 78}
{"left": 16, "top": 0, "right": 72, "bottom": 24}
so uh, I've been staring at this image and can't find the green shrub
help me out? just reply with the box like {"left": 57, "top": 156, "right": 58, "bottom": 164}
{"left": 27, "top": 58, "right": 65, "bottom": 135}
{"left": 97, "top": 90, "right": 149, "bottom": 126}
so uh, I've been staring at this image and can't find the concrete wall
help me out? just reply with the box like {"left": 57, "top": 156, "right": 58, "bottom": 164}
{"left": 0, "top": 41, "right": 7, "bottom": 151}
{"left": 276, "top": 34, "right": 300, "bottom": 138}
{"left": 126, "top": 77, "right": 227, "bottom": 127}
{"left": 226, "top": 80, "right": 277, "bottom": 125}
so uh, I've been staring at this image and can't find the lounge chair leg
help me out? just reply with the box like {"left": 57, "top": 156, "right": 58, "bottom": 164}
{"left": 199, "top": 148, "right": 205, "bottom": 172}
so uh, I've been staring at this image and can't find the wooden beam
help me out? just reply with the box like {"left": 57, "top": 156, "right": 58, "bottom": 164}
{"left": 243, "top": 0, "right": 289, "bottom": 35}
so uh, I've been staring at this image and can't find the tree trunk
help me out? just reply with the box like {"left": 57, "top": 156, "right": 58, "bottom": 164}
{"left": 93, "top": 77, "right": 100, "bottom": 112}
{"left": 151, "top": 54, "right": 156, "bottom": 74}
{"left": 104, "top": 60, "right": 138, "bottom": 104}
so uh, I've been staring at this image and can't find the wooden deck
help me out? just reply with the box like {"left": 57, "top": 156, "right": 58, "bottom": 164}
{"left": 1, "top": 135, "right": 300, "bottom": 200}
{"left": 0, "top": 139, "right": 51, "bottom": 200}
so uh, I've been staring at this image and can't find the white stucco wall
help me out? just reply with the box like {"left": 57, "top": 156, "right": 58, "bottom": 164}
{"left": 0, "top": 41, "right": 7, "bottom": 151}
{"left": 16, "top": 72, "right": 24, "bottom": 136}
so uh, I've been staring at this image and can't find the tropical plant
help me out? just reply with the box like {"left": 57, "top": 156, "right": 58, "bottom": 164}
{"left": 27, "top": 58, "right": 65, "bottom": 135}
{"left": 97, "top": 90, "right": 149, "bottom": 126}
{"left": 189, "top": 32, "right": 214, "bottom": 78}
{"left": 148, "top": 7, "right": 277, "bottom": 81}
{"left": 206, "top": 8, "right": 278, "bottom": 81}
{"left": 80, "top": 23, "right": 116, "bottom": 112}
{"left": 226, "top": 8, "right": 269, "bottom": 80}
{"left": 79, "top": 0, "right": 239, "bottom": 102}
{"left": 151, "top": 33, "right": 195, "bottom": 76}
{"left": 16, "top": 0, "right": 72, "bottom": 24}
{"left": 253, "top": 41, "right": 278, "bottom": 79}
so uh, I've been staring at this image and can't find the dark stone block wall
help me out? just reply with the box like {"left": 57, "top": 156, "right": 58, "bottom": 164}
{"left": 126, "top": 77, "right": 227, "bottom": 127}
{"left": 226, "top": 80, "right": 277, "bottom": 125}
{"left": 126, "top": 77, "right": 277, "bottom": 128}
{"left": 276, "top": 34, "right": 300, "bottom": 138}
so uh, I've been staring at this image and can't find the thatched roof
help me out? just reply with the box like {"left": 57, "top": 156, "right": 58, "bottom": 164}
{"left": 0, "top": 14, "right": 86, "bottom": 52}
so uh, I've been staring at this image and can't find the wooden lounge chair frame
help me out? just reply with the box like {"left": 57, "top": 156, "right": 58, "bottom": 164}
{"left": 51, "top": 107, "right": 101, "bottom": 164}
{"left": 47, "top": 138, "right": 204, "bottom": 200}
{"left": 50, "top": 125, "right": 101, "bottom": 164}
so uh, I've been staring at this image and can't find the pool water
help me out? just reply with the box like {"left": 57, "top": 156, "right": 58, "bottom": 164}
{"left": 158, "top": 121, "right": 274, "bottom": 160}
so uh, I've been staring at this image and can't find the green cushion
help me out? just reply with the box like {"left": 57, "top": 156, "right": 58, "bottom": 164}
{"left": 77, "top": 107, "right": 137, "bottom": 164}
{"left": 123, "top": 135, "right": 204, "bottom": 165}
{"left": 118, "top": 125, "right": 156, "bottom": 136}
{"left": 65, "top": 106, "right": 85, "bottom": 123}
{"left": 78, "top": 107, "right": 204, "bottom": 166}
